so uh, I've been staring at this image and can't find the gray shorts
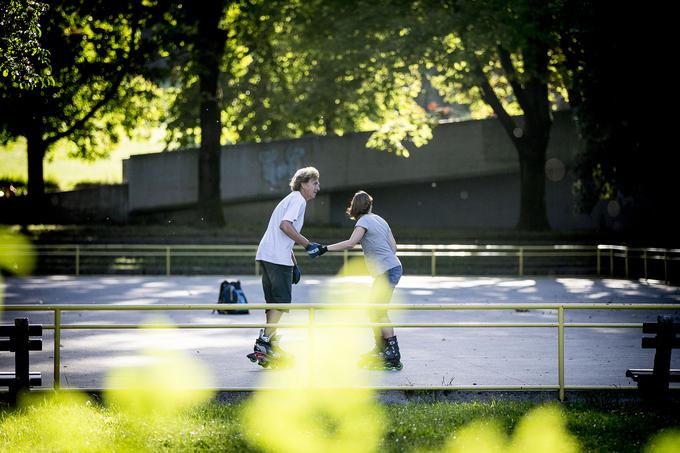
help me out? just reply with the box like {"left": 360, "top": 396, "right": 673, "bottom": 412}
{"left": 259, "top": 260, "right": 292, "bottom": 312}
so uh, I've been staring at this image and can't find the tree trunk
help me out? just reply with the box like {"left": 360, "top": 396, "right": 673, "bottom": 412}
{"left": 194, "top": 0, "right": 227, "bottom": 227}
{"left": 25, "top": 131, "right": 48, "bottom": 223}
{"left": 516, "top": 143, "right": 550, "bottom": 230}
{"left": 482, "top": 40, "right": 552, "bottom": 231}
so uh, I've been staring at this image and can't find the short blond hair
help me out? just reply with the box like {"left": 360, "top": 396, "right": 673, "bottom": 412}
{"left": 290, "top": 166, "right": 320, "bottom": 191}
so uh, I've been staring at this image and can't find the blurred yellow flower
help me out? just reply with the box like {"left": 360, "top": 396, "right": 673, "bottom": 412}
{"left": 104, "top": 316, "right": 215, "bottom": 420}
{"left": 444, "top": 419, "right": 507, "bottom": 453}
{"left": 0, "top": 227, "right": 35, "bottom": 308}
{"left": 0, "top": 227, "right": 35, "bottom": 276}
{"left": 242, "top": 257, "right": 387, "bottom": 452}
{"left": 645, "top": 429, "right": 680, "bottom": 453}
{"left": 509, "top": 405, "right": 580, "bottom": 453}
{"left": 243, "top": 387, "right": 384, "bottom": 453}
{"left": 444, "top": 405, "right": 580, "bottom": 453}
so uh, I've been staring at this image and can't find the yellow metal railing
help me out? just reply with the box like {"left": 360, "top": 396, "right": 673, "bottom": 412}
{"left": 1, "top": 243, "right": 678, "bottom": 280}
{"left": 4, "top": 302, "right": 680, "bottom": 401}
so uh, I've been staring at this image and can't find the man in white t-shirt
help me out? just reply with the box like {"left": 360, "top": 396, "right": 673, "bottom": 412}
{"left": 247, "top": 166, "right": 325, "bottom": 368}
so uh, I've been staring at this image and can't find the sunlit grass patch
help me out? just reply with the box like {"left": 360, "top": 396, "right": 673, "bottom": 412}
{"left": 0, "top": 130, "right": 165, "bottom": 191}
{"left": 1, "top": 391, "right": 227, "bottom": 453}
{"left": 0, "top": 318, "right": 218, "bottom": 452}
{"left": 1, "top": 392, "right": 117, "bottom": 452}
{"left": 1, "top": 399, "right": 679, "bottom": 452}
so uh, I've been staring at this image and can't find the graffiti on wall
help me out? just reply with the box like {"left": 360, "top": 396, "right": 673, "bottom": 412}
{"left": 258, "top": 145, "right": 306, "bottom": 190}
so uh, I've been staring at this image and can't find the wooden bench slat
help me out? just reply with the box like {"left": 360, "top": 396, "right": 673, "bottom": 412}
{"left": 626, "top": 368, "right": 680, "bottom": 382}
{"left": 0, "top": 339, "right": 43, "bottom": 351}
{"left": 642, "top": 322, "right": 680, "bottom": 334}
{"left": 641, "top": 337, "right": 680, "bottom": 349}
{"left": 0, "top": 325, "right": 42, "bottom": 336}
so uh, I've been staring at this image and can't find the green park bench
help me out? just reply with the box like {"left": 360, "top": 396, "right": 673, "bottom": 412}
{"left": 626, "top": 315, "right": 680, "bottom": 397}
{"left": 0, "top": 318, "right": 43, "bottom": 404}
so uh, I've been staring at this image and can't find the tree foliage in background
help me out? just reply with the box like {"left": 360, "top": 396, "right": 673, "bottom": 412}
{"left": 0, "top": 0, "right": 53, "bottom": 90}
{"left": 559, "top": 0, "right": 669, "bottom": 231}
{"left": 147, "top": 0, "right": 229, "bottom": 226}
{"left": 271, "top": 0, "right": 660, "bottom": 232}
{"left": 422, "top": 0, "right": 565, "bottom": 230}
{"left": 1, "top": 0, "right": 665, "bottom": 233}
{"left": 229, "top": 0, "right": 434, "bottom": 155}
{"left": 258, "top": 0, "right": 565, "bottom": 230}
{"left": 0, "top": 0, "right": 164, "bottom": 208}
{"left": 160, "top": 0, "right": 434, "bottom": 155}
{"left": 149, "top": 0, "right": 264, "bottom": 226}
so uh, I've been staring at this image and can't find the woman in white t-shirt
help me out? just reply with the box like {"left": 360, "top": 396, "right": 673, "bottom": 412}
{"left": 323, "top": 190, "right": 404, "bottom": 370}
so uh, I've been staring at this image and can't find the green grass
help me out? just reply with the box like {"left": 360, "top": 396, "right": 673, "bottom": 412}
{"left": 1, "top": 398, "right": 679, "bottom": 452}
{"left": 0, "top": 130, "right": 166, "bottom": 191}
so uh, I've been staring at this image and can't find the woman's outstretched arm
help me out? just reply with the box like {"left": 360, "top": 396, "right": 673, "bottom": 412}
{"left": 327, "top": 227, "right": 366, "bottom": 252}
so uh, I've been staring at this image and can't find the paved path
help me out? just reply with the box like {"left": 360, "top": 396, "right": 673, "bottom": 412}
{"left": 2, "top": 275, "right": 679, "bottom": 392}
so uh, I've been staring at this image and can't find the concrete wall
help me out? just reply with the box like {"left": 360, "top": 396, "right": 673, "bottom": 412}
{"left": 0, "top": 184, "right": 128, "bottom": 225}
{"left": 47, "top": 184, "right": 129, "bottom": 223}
{"left": 119, "top": 111, "right": 591, "bottom": 229}
{"left": 218, "top": 118, "right": 519, "bottom": 204}
{"left": 126, "top": 150, "right": 198, "bottom": 211}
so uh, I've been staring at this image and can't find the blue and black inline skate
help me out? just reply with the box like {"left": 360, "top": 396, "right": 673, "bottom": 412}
{"left": 246, "top": 329, "right": 293, "bottom": 369}
{"left": 358, "top": 336, "right": 403, "bottom": 371}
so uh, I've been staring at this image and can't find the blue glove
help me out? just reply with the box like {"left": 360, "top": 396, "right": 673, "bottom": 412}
{"left": 292, "top": 264, "right": 301, "bottom": 284}
{"left": 306, "top": 242, "right": 327, "bottom": 258}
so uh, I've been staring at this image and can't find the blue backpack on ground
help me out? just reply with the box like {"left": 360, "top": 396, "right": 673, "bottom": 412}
{"left": 214, "top": 280, "right": 249, "bottom": 315}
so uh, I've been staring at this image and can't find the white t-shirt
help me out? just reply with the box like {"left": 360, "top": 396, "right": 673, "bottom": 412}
{"left": 256, "top": 191, "right": 307, "bottom": 266}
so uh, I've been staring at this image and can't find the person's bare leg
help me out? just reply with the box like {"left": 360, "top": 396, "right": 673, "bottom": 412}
{"left": 265, "top": 309, "right": 283, "bottom": 337}
{"left": 379, "top": 312, "right": 394, "bottom": 339}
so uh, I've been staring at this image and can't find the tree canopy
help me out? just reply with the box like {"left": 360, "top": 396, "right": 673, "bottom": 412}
{"left": 559, "top": 0, "right": 670, "bottom": 222}
{"left": 253, "top": 0, "right": 566, "bottom": 229}
{"left": 3, "top": 0, "right": 663, "bottom": 233}
{"left": 0, "top": 0, "right": 164, "bottom": 204}
{"left": 0, "top": 0, "right": 53, "bottom": 89}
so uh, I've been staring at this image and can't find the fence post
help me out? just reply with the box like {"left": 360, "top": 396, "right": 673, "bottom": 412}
{"left": 75, "top": 245, "right": 80, "bottom": 276}
{"left": 518, "top": 247, "right": 524, "bottom": 276}
{"left": 624, "top": 247, "right": 629, "bottom": 279}
{"left": 643, "top": 250, "right": 648, "bottom": 280}
{"left": 54, "top": 309, "right": 61, "bottom": 390}
{"left": 596, "top": 247, "right": 601, "bottom": 276}
{"left": 343, "top": 250, "right": 349, "bottom": 274}
{"left": 166, "top": 247, "right": 171, "bottom": 276}
{"left": 431, "top": 248, "right": 436, "bottom": 277}
{"left": 664, "top": 251, "right": 668, "bottom": 284}
{"left": 609, "top": 248, "right": 614, "bottom": 277}
{"left": 558, "top": 306, "right": 565, "bottom": 402}
{"left": 255, "top": 260, "right": 260, "bottom": 276}
{"left": 14, "top": 318, "right": 30, "bottom": 394}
